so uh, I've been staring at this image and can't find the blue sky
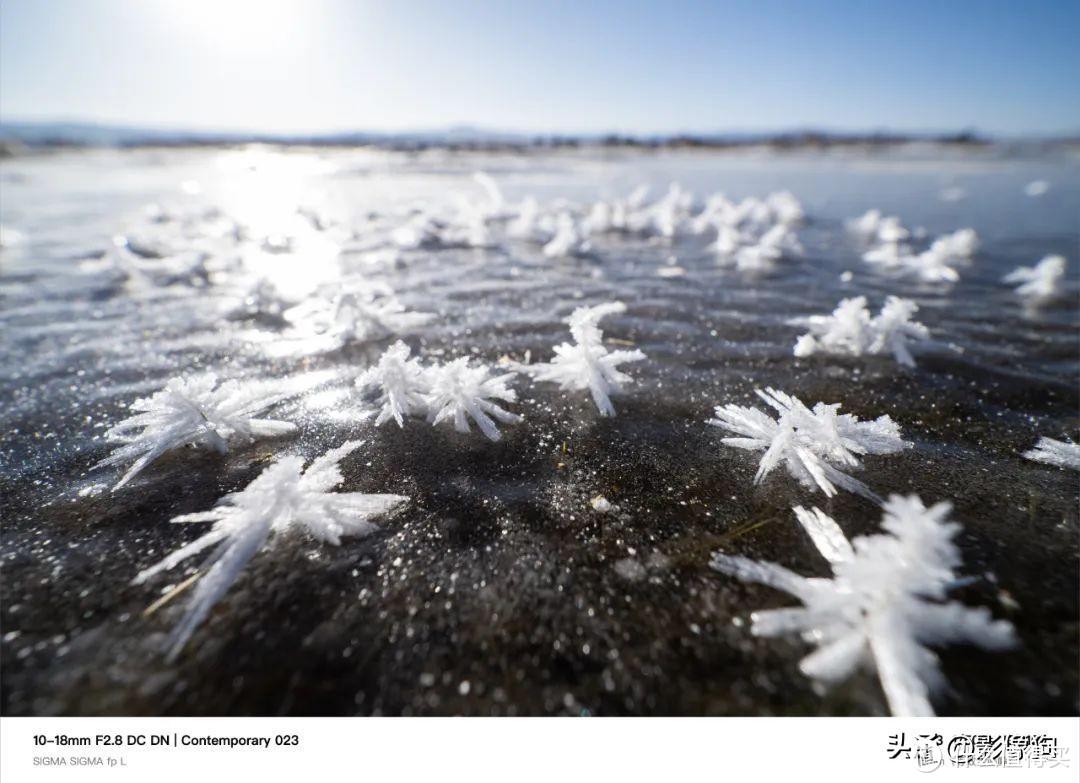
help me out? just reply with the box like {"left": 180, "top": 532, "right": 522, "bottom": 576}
{"left": 1, "top": 0, "right": 1078, "bottom": 135}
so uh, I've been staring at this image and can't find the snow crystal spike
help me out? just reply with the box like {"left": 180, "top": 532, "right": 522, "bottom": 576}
{"left": 133, "top": 441, "right": 408, "bottom": 660}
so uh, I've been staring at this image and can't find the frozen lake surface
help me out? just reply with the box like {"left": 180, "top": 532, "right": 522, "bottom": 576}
{"left": 1, "top": 145, "right": 1077, "bottom": 715}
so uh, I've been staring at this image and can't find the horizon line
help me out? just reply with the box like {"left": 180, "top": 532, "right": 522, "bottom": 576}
{"left": 3, "top": 116, "right": 1080, "bottom": 143}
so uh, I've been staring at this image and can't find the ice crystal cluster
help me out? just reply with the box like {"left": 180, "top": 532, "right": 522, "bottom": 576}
{"left": 376, "top": 180, "right": 809, "bottom": 267}
{"left": 519, "top": 301, "right": 646, "bottom": 416}
{"left": 1003, "top": 255, "right": 1066, "bottom": 301}
{"left": 86, "top": 203, "right": 249, "bottom": 290}
{"left": 708, "top": 388, "right": 910, "bottom": 501}
{"left": 286, "top": 285, "right": 433, "bottom": 345}
{"left": 134, "top": 441, "right": 408, "bottom": 659}
{"left": 793, "top": 296, "right": 930, "bottom": 367}
{"left": 96, "top": 374, "right": 297, "bottom": 490}
{"left": 425, "top": 357, "right": 523, "bottom": 441}
{"left": 356, "top": 341, "right": 522, "bottom": 441}
{"left": 354, "top": 341, "right": 430, "bottom": 427}
{"left": 850, "top": 210, "right": 977, "bottom": 283}
{"left": 1023, "top": 436, "right": 1080, "bottom": 470}
{"left": 542, "top": 212, "right": 592, "bottom": 258}
{"left": 703, "top": 192, "right": 805, "bottom": 271}
{"left": 711, "top": 496, "right": 1017, "bottom": 716}
{"left": 226, "top": 277, "right": 295, "bottom": 322}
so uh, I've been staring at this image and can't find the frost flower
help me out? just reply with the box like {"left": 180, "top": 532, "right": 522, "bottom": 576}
{"left": 868, "top": 297, "right": 931, "bottom": 367}
{"left": 1023, "top": 436, "right": 1080, "bottom": 470}
{"left": 903, "top": 248, "right": 961, "bottom": 283}
{"left": 134, "top": 441, "right": 408, "bottom": 660}
{"left": 1003, "top": 255, "right": 1066, "bottom": 301}
{"left": 521, "top": 301, "right": 646, "bottom": 416}
{"left": 794, "top": 297, "right": 875, "bottom": 360}
{"left": 928, "top": 228, "right": 978, "bottom": 260}
{"left": 847, "top": 209, "right": 884, "bottom": 238}
{"left": 507, "top": 197, "right": 547, "bottom": 243}
{"left": 766, "top": 190, "right": 805, "bottom": 225}
{"left": 708, "top": 388, "right": 910, "bottom": 501}
{"left": 711, "top": 496, "right": 1017, "bottom": 716}
{"left": 355, "top": 340, "right": 430, "bottom": 427}
{"left": 97, "top": 374, "right": 297, "bottom": 490}
{"left": 543, "top": 212, "right": 591, "bottom": 258}
{"left": 854, "top": 212, "right": 969, "bottom": 284}
{"left": 329, "top": 291, "right": 434, "bottom": 342}
{"left": 284, "top": 285, "right": 433, "bottom": 345}
{"left": 719, "top": 225, "right": 803, "bottom": 272}
{"left": 794, "top": 296, "right": 929, "bottom": 367}
{"left": 425, "top": 358, "right": 522, "bottom": 441}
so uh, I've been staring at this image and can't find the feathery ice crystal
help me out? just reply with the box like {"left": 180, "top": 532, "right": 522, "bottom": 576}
{"left": 543, "top": 212, "right": 591, "bottom": 258}
{"left": 97, "top": 374, "right": 297, "bottom": 490}
{"left": 708, "top": 195, "right": 805, "bottom": 272}
{"left": 355, "top": 340, "right": 430, "bottom": 427}
{"left": 521, "top": 301, "right": 646, "bottom": 416}
{"left": 1023, "top": 436, "right": 1080, "bottom": 470}
{"left": 286, "top": 286, "right": 433, "bottom": 345}
{"left": 848, "top": 210, "right": 912, "bottom": 248}
{"left": 354, "top": 343, "right": 522, "bottom": 441}
{"left": 711, "top": 496, "right": 1016, "bottom": 716}
{"left": 794, "top": 296, "right": 930, "bottom": 367}
{"left": 425, "top": 358, "right": 522, "bottom": 441}
{"left": 329, "top": 291, "right": 434, "bottom": 342}
{"left": 928, "top": 228, "right": 978, "bottom": 259}
{"left": 1003, "top": 255, "right": 1066, "bottom": 301}
{"left": 852, "top": 210, "right": 976, "bottom": 284}
{"left": 708, "top": 388, "right": 910, "bottom": 501}
{"left": 134, "top": 441, "right": 408, "bottom": 660}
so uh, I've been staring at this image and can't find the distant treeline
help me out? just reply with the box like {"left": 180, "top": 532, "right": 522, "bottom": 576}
{"left": 1, "top": 122, "right": 1077, "bottom": 156}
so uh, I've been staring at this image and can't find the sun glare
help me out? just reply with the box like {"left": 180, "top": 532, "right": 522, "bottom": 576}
{"left": 155, "top": 0, "right": 308, "bottom": 53}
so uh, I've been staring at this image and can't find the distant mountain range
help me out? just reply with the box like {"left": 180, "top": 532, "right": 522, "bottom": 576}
{"left": 1, "top": 120, "right": 1076, "bottom": 153}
